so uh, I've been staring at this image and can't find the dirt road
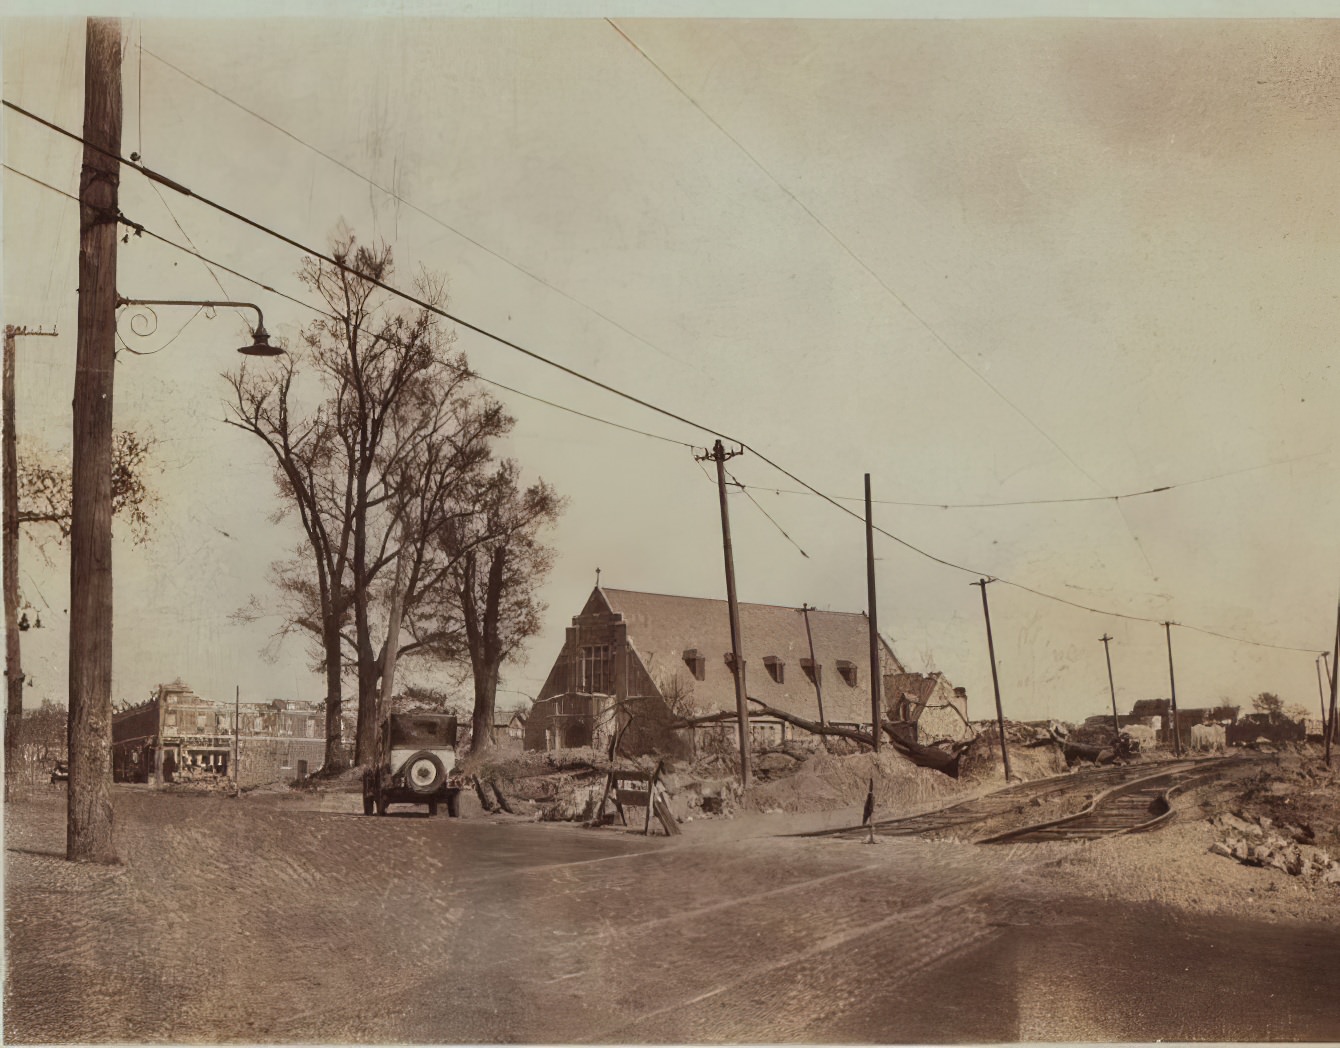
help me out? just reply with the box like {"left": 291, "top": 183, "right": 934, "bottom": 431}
{"left": 6, "top": 786, "right": 1338, "bottom": 1043}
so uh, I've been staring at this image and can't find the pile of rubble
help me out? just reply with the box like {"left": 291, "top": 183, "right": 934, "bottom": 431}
{"left": 1208, "top": 811, "right": 1340, "bottom": 885}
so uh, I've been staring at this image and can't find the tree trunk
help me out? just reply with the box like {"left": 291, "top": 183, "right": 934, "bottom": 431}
{"left": 470, "top": 661, "right": 499, "bottom": 754}
{"left": 4, "top": 329, "right": 23, "bottom": 803}
{"left": 67, "top": 17, "right": 121, "bottom": 863}
{"left": 321, "top": 616, "right": 345, "bottom": 771}
{"left": 355, "top": 643, "right": 378, "bottom": 766}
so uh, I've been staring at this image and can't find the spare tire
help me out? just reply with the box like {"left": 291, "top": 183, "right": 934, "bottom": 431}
{"left": 403, "top": 751, "right": 446, "bottom": 794}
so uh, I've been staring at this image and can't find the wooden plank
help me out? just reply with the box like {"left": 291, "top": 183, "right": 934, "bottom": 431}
{"left": 654, "top": 796, "right": 681, "bottom": 836}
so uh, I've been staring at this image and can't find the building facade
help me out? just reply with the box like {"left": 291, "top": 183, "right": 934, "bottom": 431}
{"left": 112, "top": 679, "right": 327, "bottom": 786}
{"left": 525, "top": 587, "right": 907, "bottom": 754}
{"left": 883, "top": 671, "right": 973, "bottom": 743}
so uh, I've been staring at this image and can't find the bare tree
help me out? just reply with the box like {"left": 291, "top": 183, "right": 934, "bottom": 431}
{"left": 226, "top": 231, "right": 509, "bottom": 767}
{"left": 435, "top": 462, "right": 563, "bottom": 754}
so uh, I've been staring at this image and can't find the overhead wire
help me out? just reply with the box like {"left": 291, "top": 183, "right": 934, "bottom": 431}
{"left": 139, "top": 45, "right": 692, "bottom": 371}
{"left": 3, "top": 130, "right": 1327, "bottom": 657}
{"left": 724, "top": 466, "right": 809, "bottom": 559}
{"left": 604, "top": 19, "right": 1169, "bottom": 590}
{"left": 3, "top": 160, "right": 695, "bottom": 451}
{"left": 731, "top": 450, "right": 1329, "bottom": 509}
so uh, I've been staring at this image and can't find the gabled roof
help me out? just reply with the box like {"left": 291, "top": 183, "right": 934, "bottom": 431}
{"left": 595, "top": 587, "right": 904, "bottom": 724}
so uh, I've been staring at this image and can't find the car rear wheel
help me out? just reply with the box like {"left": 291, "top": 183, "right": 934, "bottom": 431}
{"left": 446, "top": 790, "right": 460, "bottom": 818}
{"left": 403, "top": 751, "right": 446, "bottom": 795}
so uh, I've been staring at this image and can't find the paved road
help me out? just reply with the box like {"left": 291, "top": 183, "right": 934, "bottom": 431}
{"left": 6, "top": 787, "right": 1338, "bottom": 1043}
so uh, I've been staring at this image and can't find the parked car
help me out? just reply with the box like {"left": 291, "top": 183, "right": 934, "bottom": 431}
{"left": 50, "top": 760, "right": 69, "bottom": 784}
{"left": 362, "top": 712, "right": 464, "bottom": 817}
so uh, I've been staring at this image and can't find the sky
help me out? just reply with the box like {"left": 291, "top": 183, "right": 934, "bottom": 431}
{"left": 3, "top": 5, "right": 1338, "bottom": 729}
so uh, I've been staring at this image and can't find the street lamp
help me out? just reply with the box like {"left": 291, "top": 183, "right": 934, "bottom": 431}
{"left": 115, "top": 298, "right": 285, "bottom": 357}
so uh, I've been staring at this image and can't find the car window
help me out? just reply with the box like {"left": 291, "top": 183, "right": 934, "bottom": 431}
{"left": 388, "top": 716, "right": 457, "bottom": 748}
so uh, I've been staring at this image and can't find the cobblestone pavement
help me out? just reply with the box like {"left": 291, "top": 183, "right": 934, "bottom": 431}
{"left": 6, "top": 786, "right": 1339, "bottom": 1043}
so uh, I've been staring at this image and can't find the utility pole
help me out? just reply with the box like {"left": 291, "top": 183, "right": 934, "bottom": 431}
{"left": 1317, "top": 655, "right": 1329, "bottom": 743}
{"left": 1162, "top": 622, "right": 1182, "bottom": 758}
{"left": 1325, "top": 651, "right": 1336, "bottom": 749}
{"left": 697, "top": 441, "right": 750, "bottom": 787}
{"left": 1327, "top": 592, "right": 1339, "bottom": 768}
{"left": 864, "top": 474, "right": 882, "bottom": 753}
{"left": 801, "top": 603, "right": 826, "bottom": 728}
{"left": 971, "top": 578, "right": 1012, "bottom": 780}
{"left": 5, "top": 324, "right": 57, "bottom": 803}
{"left": 1099, "top": 634, "right": 1120, "bottom": 738}
{"left": 68, "top": 16, "right": 122, "bottom": 863}
{"left": 233, "top": 685, "right": 240, "bottom": 798}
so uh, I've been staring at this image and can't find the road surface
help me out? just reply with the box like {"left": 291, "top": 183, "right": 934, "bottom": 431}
{"left": 5, "top": 787, "right": 1337, "bottom": 1042}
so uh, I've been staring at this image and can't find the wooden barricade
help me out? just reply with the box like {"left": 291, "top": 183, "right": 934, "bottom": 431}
{"left": 593, "top": 760, "right": 680, "bottom": 836}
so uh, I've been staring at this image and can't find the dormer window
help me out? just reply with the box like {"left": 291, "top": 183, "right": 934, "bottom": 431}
{"left": 763, "top": 656, "right": 784, "bottom": 684}
{"left": 801, "top": 658, "right": 821, "bottom": 686}
{"left": 837, "top": 660, "right": 858, "bottom": 687}
{"left": 683, "top": 648, "right": 706, "bottom": 681}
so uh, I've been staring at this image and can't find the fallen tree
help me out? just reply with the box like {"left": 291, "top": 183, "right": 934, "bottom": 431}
{"left": 669, "top": 701, "right": 974, "bottom": 778}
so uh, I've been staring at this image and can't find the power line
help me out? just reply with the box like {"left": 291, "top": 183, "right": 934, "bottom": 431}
{"left": 604, "top": 19, "right": 1170, "bottom": 593}
{"left": 732, "top": 450, "right": 1330, "bottom": 509}
{"left": 605, "top": 20, "right": 1106, "bottom": 489}
{"left": 3, "top": 160, "right": 696, "bottom": 451}
{"left": 3, "top": 98, "right": 731, "bottom": 449}
{"left": 4, "top": 143, "right": 1325, "bottom": 656}
{"left": 139, "top": 45, "right": 692, "bottom": 372}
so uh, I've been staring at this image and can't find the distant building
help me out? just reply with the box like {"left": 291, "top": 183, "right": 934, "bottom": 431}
{"left": 525, "top": 586, "right": 906, "bottom": 754}
{"left": 884, "top": 671, "right": 972, "bottom": 743}
{"left": 112, "top": 679, "right": 326, "bottom": 786}
{"left": 492, "top": 710, "right": 527, "bottom": 750}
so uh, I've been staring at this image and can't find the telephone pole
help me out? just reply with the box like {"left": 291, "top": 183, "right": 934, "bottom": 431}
{"left": 697, "top": 441, "right": 751, "bottom": 787}
{"left": 801, "top": 603, "right": 826, "bottom": 728}
{"left": 68, "top": 16, "right": 122, "bottom": 863}
{"left": 971, "top": 578, "right": 1012, "bottom": 780}
{"left": 5, "top": 324, "right": 58, "bottom": 803}
{"left": 1326, "top": 592, "right": 1339, "bottom": 768}
{"left": 864, "top": 474, "right": 882, "bottom": 753}
{"left": 1162, "top": 622, "right": 1182, "bottom": 757}
{"left": 1316, "top": 655, "right": 1329, "bottom": 743}
{"left": 1099, "top": 634, "right": 1120, "bottom": 737}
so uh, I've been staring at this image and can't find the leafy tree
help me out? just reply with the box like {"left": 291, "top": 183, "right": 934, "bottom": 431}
{"left": 6, "top": 433, "right": 155, "bottom": 803}
{"left": 18, "top": 700, "right": 67, "bottom": 785}
{"left": 17, "top": 431, "right": 157, "bottom": 544}
{"left": 1251, "top": 692, "right": 1285, "bottom": 719}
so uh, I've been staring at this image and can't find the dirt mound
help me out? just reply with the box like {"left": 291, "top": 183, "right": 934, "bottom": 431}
{"left": 740, "top": 748, "right": 966, "bottom": 815}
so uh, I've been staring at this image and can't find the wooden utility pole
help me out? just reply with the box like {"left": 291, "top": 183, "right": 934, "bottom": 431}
{"left": 1162, "top": 622, "right": 1182, "bottom": 758}
{"left": 1317, "top": 655, "right": 1329, "bottom": 743}
{"left": 1327, "top": 593, "right": 1339, "bottom": 768}
{"left": 1099, "top": 634, "right": 1120, "bottom": 737}
{"left": 972, "top": 578, "right": 1012, "bottom": 780}
{"left": 864, "top": 474, "right": 882, "bottom": 753}
{"left": 801, "top": 603, "right": 826, "bottom": 728}
{"left": 5, "top": 324, "right": 57, "bottom": 803}
{"left": 698, "top": 441, "right": 750, "bottom": 787}
{"left": 233, "top": 685, "right": 241, "bottom": 797}
{"left": 1324, "top": 652, "right": 1336, "bottom": 749}
{"left": 68, "top": 17, "right": 122, "bottom": 863}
